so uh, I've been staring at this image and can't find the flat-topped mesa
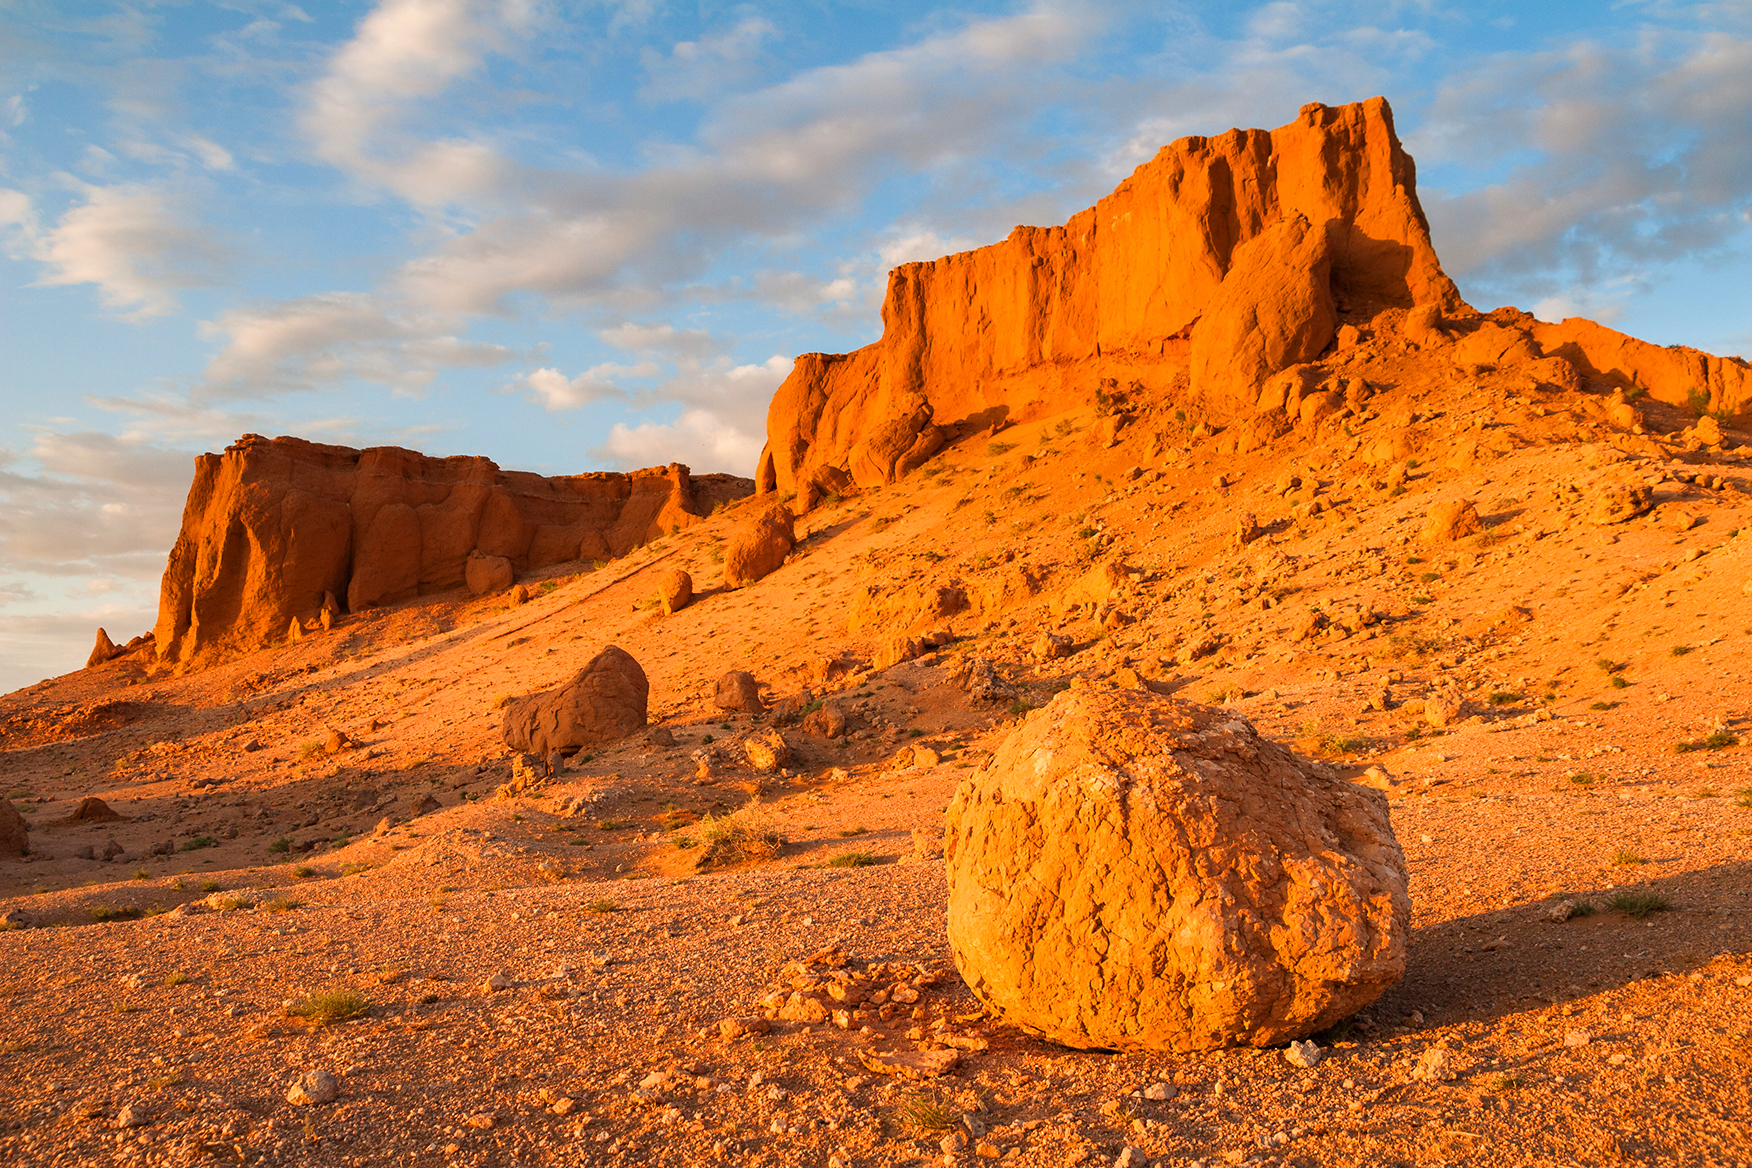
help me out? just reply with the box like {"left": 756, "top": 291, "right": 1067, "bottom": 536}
{"left": 152, "top": 434, "right": 752, "bottom": 670}
{"left": 756, "top": 97, "right": 1463, "bottom": 501}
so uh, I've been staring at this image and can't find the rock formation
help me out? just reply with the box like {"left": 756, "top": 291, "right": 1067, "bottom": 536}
{"left": 501, "top": 645, "right": 649, "bottom": 756}
{"left": 757, "top": 97, "right": 1461, "bottom": 501}
{"left": 755, "top": 96, "right": 1752, "bottom": 506}
{"left": 658, "top": 569, "right": 693, "bottom": 614}
{"left": 714, "top": 671, "right": 763, "bottom": 713}
{"left": 152, "top": 435, "right": 750, "bottom": 670}
{"left": 944, "top": 689, "right": 1410, "bottom": 1052}
{"left": 0, "top": 797, "right": 26, "bottom": 857}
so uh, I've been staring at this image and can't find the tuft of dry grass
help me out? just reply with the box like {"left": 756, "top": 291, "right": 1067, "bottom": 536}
{"left": 686, "top": 800, "right": 786, "bottom": 867}
{"left": 286, "top": 988, "right": 371, "bottom": 1026}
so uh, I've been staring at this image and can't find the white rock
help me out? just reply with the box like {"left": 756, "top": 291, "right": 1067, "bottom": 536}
{"left": 114, "top": 1103, "right": 151, "bottom": 1128}
{"left": 286, "top": 1070, "right": 339, "bottom": 1105}
{"left": 1114, "top": 1146, "right": 1150, "bottom": 1168}
{"left": 1284, "top": 1039, "right": 1323, "bottom": 1068}
{"left": 1142, "top": 1081, "right": 1177, "bottom": 1101}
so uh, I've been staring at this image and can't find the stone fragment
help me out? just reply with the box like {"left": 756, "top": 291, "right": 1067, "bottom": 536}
{"left": 1285, "top": 1039, "right": 1323, "bottom": 1068}
{"left": 875, "top": 635, "right": 926, "bottom": 670}
{"left": 1423, "top": 685, "right": 1466, "bottom": 729}
{"left": 944, "top": 689, "right": 1409, "bottom": 1052}
{"left": 1114, "top": 1148, "right": 1149, "bottom": 1168}
{"left": 1544, "top": 899, "right": 1576, "bottom": 924}
{"left": 1591, "top": 484, "right": 1653, "bottom": 525}
{"left": 465, "top": 551, "right": 514, "bottom": 596}
{"left": 1032, "top": 632, "right": 1074, "bottom": 660}
{"left": 485, "top": 972, "right": 513, "bottom": 992}
{"left": 1693, "top": 415, "right": 1723, "bottom": 445}
{"left": 286, "top": 1070, "right": 339, "bottom": 1105}
{"left": 743, "top": 729, "right": 792, "bottom": 773}
{"left": 114, "top": 1104, "right": 152, "bottom": 1128}
{"left": 1401, "top": 303, "right": 1445, "bottom": 345}
{"left": 718, "top": 1016, "right": 772, "bottom": 1040}
{"left": 856, "top": 1048, "right": 960, "bottom": 1079}
{"left": 501, "top": 645, "right": 649, "bottom": 756}
{"left": 71, "top": 797, "right": 120, "bottom": 822}
{"left": 714, "top": 671, "right": 764, "bottom": 713}
{"left": 658, "top": 568, "right": 694, "bottom": 614}
{"left": 1142, "top": 1082, "right": 1176, "bottom": 1102}
{"left": 801, "top": 701, "right": 848, "bottom": 739}
{"left": 1411, "top": 1047, "right": 1455, "bottom": 1082}
{"left": 1420, "top": 499, "right": 1481, "bottom": 543}
{"left": 724, "top": 505, "right": 795, "bottom": 587}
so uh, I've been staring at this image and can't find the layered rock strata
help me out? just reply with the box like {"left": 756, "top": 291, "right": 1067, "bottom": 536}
{"left": 153, "top": 435, "right": 750, "bottom": 669}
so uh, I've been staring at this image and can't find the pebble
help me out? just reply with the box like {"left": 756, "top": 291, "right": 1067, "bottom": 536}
{"left": 114, "top": 1103, "right": 151, "bottom": 1129}
{"left": 1284, "top": 1039, "right": 1322, "bottom": 1069}
{"left": 1114, "top": 1146, "right": 1149, "bottom": 1168}
{"left": 1142, "top": 1081, "right": 1177, "bottom": 1101}
{"left": 285, "top": 1070, "right": 339, "bottom": 1106}
{"left": 1564, "top": 1029, "right": 1592, "bottom": 1048}
{"left": 485, "top": 971, "right": 513, "bottom": 992}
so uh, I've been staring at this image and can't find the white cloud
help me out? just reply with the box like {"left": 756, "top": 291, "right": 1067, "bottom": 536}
{"left": 596, "top": 406, "right": 766, "bottom": 476}
{"left": 518, "top": 361, "right": 656, "bottom": 410}
{"left": 199, "top": 291, "right": 516, "bottom": 396}
{"left": 640, "top": 17, "right": 777, "bottom": 103}
{"left": 19, "top": 183, "right": 230, "bottom": 317}
{"left": 1415, "top": 30, "right": 1752, "bottom": 301}
{"left": 600, "top": 321, "right": 724, "bottom": 359}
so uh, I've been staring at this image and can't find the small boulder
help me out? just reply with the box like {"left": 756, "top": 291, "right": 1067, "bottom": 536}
{"left": 714, "top": 671, "right": 763, "bottom": 713}
{"left": 86, "top": 628, "right": 120, "bottom": 669}
{"left": 1423, "top": 684, "right": 1467, "bottom": 728}
{"left": 875, "top": 635, "right": 925, "bottom": 670}
{"left": 658, "top": 569, "right": 693, "bottom": 614}
{"left": 724, "top": 505, "right": 795, "bottom": 587}
{"left": 801, "top": 700, "right": 848, "bottom": 739}
{"left": 501, "top": 646, "right": 650, "bottom": 756}
{"left": 465, "top": 550, "right": 514, "bottom": 596}
{"left": 1032, "top": 632, "right": 1074, "bottom": 660}
{"left": 1590, "top": 484, "right": 1654, "bottom": 525}
{"left": 1419, "top": 499, "right": 1481, "bottom": 543}
{"left": 0, "top": 798, "right": 26, "bottom": 857}
{"left": 944, "top": 689, "right": 1409, "bottom": 1052}
{"left": 1401, "top": 303, "right": 1445, "bottom": 346}
{"left": 1693, "top": 414, "right": 1723, "bottom": 445}
{"left": 743, "top": 729, "right": 792, "bottom": 772}
{"left": 412, "top": 793, "right": 441, "bottom": 816}
{"left": 286, "top": 1070, "right": 339, "bottom": 1106}
{"left": 71, "top": 797, "right": 120, "bottom": 823}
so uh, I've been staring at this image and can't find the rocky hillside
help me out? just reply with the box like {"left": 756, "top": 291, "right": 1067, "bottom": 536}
{"left": 1, "top": 97, "right": 1750, "bottom": 1168}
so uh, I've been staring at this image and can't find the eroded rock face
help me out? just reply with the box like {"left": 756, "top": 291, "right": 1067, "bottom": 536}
{"left": 465, "top": 551, "right": 514, "bottom": 596}
{"left": 501, "top": 646, "right": 650, "bottom": 757}
{"left": 756, "top": 97, "right": 1462, "bottom": 500}
{"left": 152, "top": 436, "right": 750, "bottom": 670}
{"left": 944, "top": 689, "right": 1409, "bottom": 1053}
{"left": 1420, "top": 499, "right": 1482, "bottom": 543}
{"left": 0, "top": 798, "right": 27, "bottom": 857}
{"left": 714, "top": 671, "right": 763, "bottom": 713}
{"left": 658, "top": 568, "right": 693, "bottom": 614}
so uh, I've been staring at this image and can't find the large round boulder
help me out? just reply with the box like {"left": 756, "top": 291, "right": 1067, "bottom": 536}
{"left": 465, "top": 550, "right": 514, "bottom": 596}
{"left": 944, "top": 689, "right": 1409, "bottom": 1053}
{"left": 501, "top": 645, "right": 649, "bottom": 756}
{"left": 658, "top": 568, "right": 693, "bottom": 614}
{"left": 723, "top": 505, "right": 794, "bottom": 588}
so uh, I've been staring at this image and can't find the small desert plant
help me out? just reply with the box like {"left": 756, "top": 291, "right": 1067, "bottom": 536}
{"left": 163, "top": 971, "right": 192, "bottom": 986}
{"left": 298, "top": 741, "right": 323, "bottom": 763}
{"left": 1609, "top": 675, "right": 1630, "bottom": 689}
{"left": 1696, "top": 786, "right": 1720, "bottom": 798}
{"left": 178, "top": 836, "right": 217, "bottom": 852}
{"left": 1675, "top": 731, "right": 1740, "bottom": 753}
{"left": 492, "top": 694, "right": 511, "bottom": 710}
{"left": 210, "top": 894, "right": 255, "bottom": 911}
{"left": 1612, "top": 849, "right": 1645, "bottom": 866}
{"left": 286, "top": 988, "right": 371, "bottom": 1026}
{"left": 897, "top": 1091, "right": 960, "bottom": 1134}
{"left": 1569, "top": 772, "right": 1598, "bottom": 787}
{"left": 1570, "top": 899, "right": 1598, "bottom": 917}
{"left": 583, "top": 899, "right": 621, "bottom": 913}
{"left": 264, "top": 896, "right": 303, "bottom": 913}
{"left": 1008, "top": 699, "right": 1035, "bottom": 717}
{"left": 825, "top": 851, "right": 877, "bottom": 869}
{"left": 1595, "top": 657, "right": 1624, "bottom": 674}
{"left": 1489, "top": 691, "right": 1521, "bottom": 706}
{"left": 596, "top": 819, "right": 625, "bottom": 831}
{"left": 88, "top": 905, "right": 142, "bottom": 922}
{"left": 292, "top": 864, "right": 315, "bottom": 878}
{"left": 837, "top": 827, "right": 868, "bottom": 837}
{"left": 1734, "top": 787, "right": 1752, "bottom": 808}
{"left": 1608, "top": 891, "right": 1672, "bottom": 919}
{"left": 690, "top": 801, "right": 785, "bottom": 866}
{"left": 131, "top": 869, "right": 151, "bottom": 881}
{"left": 1590, "top": 701, "right": 1618, "bottom": 711}
{"left": 1671, "top": 645, "right": 1694, "bottom": 657}
{"left": 268, "top": 836, "right": 292, "bottom": 854}
{"left": 1489, "top": 1074, "right": 1525, "bottom": 1092}
{"left": 985, "top": 441, "right": 1016, "bottom": 457}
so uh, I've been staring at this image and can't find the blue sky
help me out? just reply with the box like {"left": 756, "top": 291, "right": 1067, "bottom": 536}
{"left": 3, "top": 0, "right": 1751, "bottom": 692}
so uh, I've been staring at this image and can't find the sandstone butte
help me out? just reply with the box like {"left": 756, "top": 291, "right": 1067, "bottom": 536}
{"left": 753, "top": 96, "right": 1752, "bottom": 505}
{"left": 150, "top": 435, "right": 750, "bottom": 669}
{"left": 120, "top": 96, "right": 1752, "bottom": 677}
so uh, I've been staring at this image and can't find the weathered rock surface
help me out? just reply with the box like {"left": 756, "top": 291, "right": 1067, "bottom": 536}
{"left": 152, "top": 435, "right": 750, "bottom": 670}
{"left": 501, "top": 646, "right": 649, "bottom": 757}
{"left": 723, "top": 505, "right": 795, "bottom": 587}
{"left": 756, "top": 97, "right": 1462, "bottom": 500}
{"left": 714, "top": 671, "right": 763, "bottom": 713}
{"left": 1591, "top": 484, "right": 1654, "bottom": 525}
{"left": 944, "top": 689, "right": 1409, "bottom": 1052}
{"left": 0, "top": 797, "right": 27, "bottom": 857}
{"left": 1420, "top": 499, "right": 1482, "bottom": 542}
{"left": 85, "top": 628, "right": 120, "bottom": 669}
{"left": 464, "top": 551, "right": 514, "bottom": 596}
{"left": 658, "top": 568, "right": 693, "bottom": 614}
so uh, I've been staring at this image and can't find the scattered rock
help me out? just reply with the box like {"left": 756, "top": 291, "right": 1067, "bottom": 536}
{"left": 1424, "top": 685, "right": 1467, "bottom": 728}
{"left": 1590, "top": 484, "right": 1653, "bottom": 525}
{"left": 801, "top": 700, "right": 848, "bottom": 739}
{"left": 114, "top": 1103, "right": 152, "bottom": 1128}
{"left": 856, "top": 1048, "right": 960, "bottom": 1079}
{"left": 724, "top": 505, "right": 795, "bottom": 587}
{"left": 286, "top": 1070, "right": 340, "bottom": 1105}
{"left": 647, "top": 726, "right": 677, "bottom": 748}
{"left": 501, "top": 645, "right": 650, "bottom": 756}
{"left": 875, "top": 635, "right": 926, "bottom": 670}
{"left": 412, "top": 793, "right": 441, "bottom": 816}
{"left": 743, "top": 729, "right": 792, "bottom": 772}
{"left": 944, "top": 689, "right": 1409, "bottom": 1052}
{"left": 658, "top": 568, "right": 693, "bottom": 614}
{"left": 714, "top": 671, "right": 764, "bottom": 713}
{"left": 718, "top": 1016, "right": 772, "bottom": 1041}
{"left": 465, "top": 550, "right": 515, "bottom": 596}
{"left": 1114, "top": 1147, "right": 1150, "bottom": 1168}
{"left": 485, "top": 972, "right": 513, "bottom": 993}
{"left": 324, "top": 728, "right": 357, "bottom": 754}
{"left": 1420, "top": 499, "right": 1481, "bottom": 542}
{"left": 1564, "top": 1029, "right": 1592, "bottom": 1048}
{"left": 1032, "top": 632, "right": 1074, "bottom": 660}
{"left": 1411, "top": 1047, "right": 1456, "bottom": 1082}
{"left": 70, "top": 797, "right": 120, "bottom": 822}
{"left": 1142, "top": 1082, "right": 1177, "bottom": 1101}
{"left": 1284, "top": 1039, "right": 1323, "bottom": 1068}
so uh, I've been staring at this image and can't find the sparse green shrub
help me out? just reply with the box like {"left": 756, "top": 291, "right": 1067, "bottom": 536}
{"left": 1612, "top": 849, "right": 1645, "bottom": 866}
{"left": 1608, "top": 891, "right": 1672, "bottom": 919}
{"left": 178, "top": 836, "right": 217, "bottom": 852}
{"left": 88, "top": 905, "right": 142, "bottom": 923}
{"left": 985, "top": 441, "right": 1016, "bottom": 457}
{"left": 1609, "top": 675, "right": 1630, "bottom": 689}
{"left": 826, "top": 851, "right": 877, "bottom": 869}
{"left": 584, "top": 899, "right": 620, "bottom": 913}
{"left": 286, "top": 988, "right": 371, "bottom": 1026}
{"left": 268, "top": 836, "right": 291, "bottom": 854}
{"left": 1671, "top": 645, "right": 1694, "bottom": 657}
{"left": 1489, "top": 692, "right": 1521, "bottom": 706}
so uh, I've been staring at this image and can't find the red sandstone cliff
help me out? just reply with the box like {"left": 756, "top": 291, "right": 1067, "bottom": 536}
{"left": 152, "top": 435, "right": 750, "bottom": 669}
{"left": 754, "top": 97, "right": 1751, "bottom": 502}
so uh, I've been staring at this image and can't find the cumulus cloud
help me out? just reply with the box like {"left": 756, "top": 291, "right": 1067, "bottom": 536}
{"left": 199, "top": 292, "right": 516, "bottom": 397}
{"left": 11, "top": 183, "right": 230, "bottom": 317}
{"left": 640, "top": 16, "right": 777, "bottom": 103}
{"left": 518, "top": 361, "right": 656, "bottom": 410}
{"left": 596, "top": 406, "right": 767, "bottom": 476}
{"left": 1414, "top": 30, "right": 1752, "bottom": 302}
